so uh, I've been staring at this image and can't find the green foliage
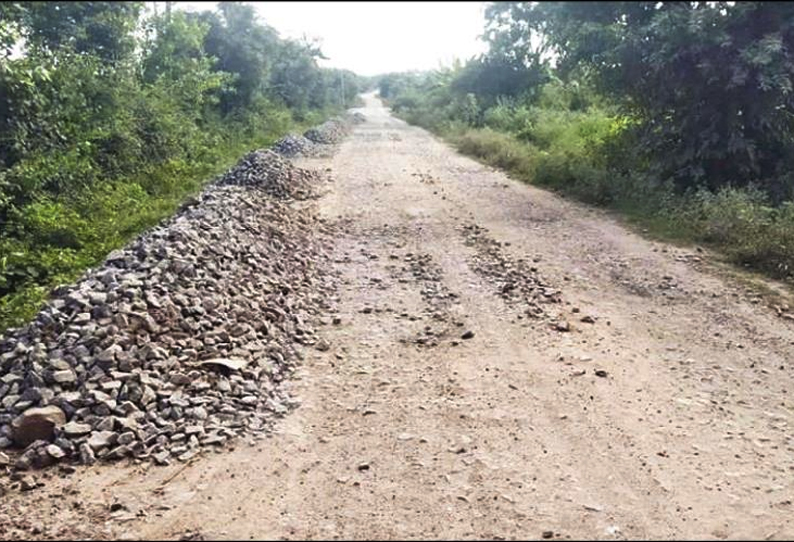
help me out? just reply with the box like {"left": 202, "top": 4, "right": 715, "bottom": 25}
{"left": 377, "top": 71, "right": 421, "bottom": 100}
{"left": 491, "top": 2, "right": 794, "bottom": 198}
{"left": 450, "top": 129, "right": 537, "bottom": 180}
{"left": 0, "top": 1, "right": 359, "bottom": 331}
{"left": 450, "top": 56, "right": 550, "bottom": 108}
{"left": 380, "top": 1, "right": 794, "bottom": 286}
{"left": 22, "top": 1, "right": 143, "bottom": 62}
{"left": 447, "top": 110, "right": 619, "bottom": 206}
{"left": 195, "top": 2, "right": 280, "bottom": 114}
{"left": 446, "top": 125, "right": 794, "bottom": 280}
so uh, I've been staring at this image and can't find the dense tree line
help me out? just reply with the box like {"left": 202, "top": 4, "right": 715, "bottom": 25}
{"left": 0, "top": 1, "right": 364, "bottom": 329}
{"left": 380, "top": 1, "right": 794, "bottom": 281}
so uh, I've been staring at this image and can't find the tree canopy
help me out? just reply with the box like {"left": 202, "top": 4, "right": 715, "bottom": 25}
{"left": 0, "top": 1, "right": 366, "bottom": 329}
{"left": 484, "top": 1, "right": 794, "bottom": 197}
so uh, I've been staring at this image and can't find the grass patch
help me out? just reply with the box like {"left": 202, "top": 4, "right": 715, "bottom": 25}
{"left": 448, "top": 128, "right": 538, "bottom": 180}
{"left": 409, "top": 119, "right": 794, "bottom": 289}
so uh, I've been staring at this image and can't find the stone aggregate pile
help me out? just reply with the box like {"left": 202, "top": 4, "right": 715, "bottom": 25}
{"left": 272, "top": 112, "right": 364, "bottom": 158}
{"left": 0, "top": 123, "right": 348, "bottom": 471}
{"left": 271, "top": 134, "right": 319, "bottom": 158}
{"left": 303, "top": 115, "right": 354, "bottom": 144}
{"left": 215, "top": 148, "right": 318, "bottom": 199}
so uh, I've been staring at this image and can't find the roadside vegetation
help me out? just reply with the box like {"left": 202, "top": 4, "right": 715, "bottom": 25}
{"left": 378, "top": 2, "right": 794, "bottom": 285}
{"left": 0, "top": 2, "right": 367, "bottom": 330}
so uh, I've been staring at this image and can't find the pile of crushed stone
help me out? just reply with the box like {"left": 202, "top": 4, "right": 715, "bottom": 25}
{"left": 271, "top": 134, "right": 319, "bottom": 158}
{"left": 272, "top": 113, "right": 364, "bottom": 159}
{"left": 215, "top": 148, "right": 319, "bottom": 200}
{"left": 303, "top": 115, "right": 354, "bottom": 145}
{"left": 0, "top": 118, "right": 355, "bottom": 471}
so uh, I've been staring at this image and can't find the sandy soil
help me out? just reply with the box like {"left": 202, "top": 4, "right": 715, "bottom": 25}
{"left": 2, "top": 93, "right": 794, "bottom": 541}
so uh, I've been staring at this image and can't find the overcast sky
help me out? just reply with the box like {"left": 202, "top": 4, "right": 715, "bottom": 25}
{"left": 175, "top": 1, "right": 489, "bottom": 76}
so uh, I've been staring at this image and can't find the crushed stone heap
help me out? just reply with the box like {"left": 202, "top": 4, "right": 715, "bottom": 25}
{"left": 214, "top": 148, "right": 320, "bottom": 200}
{"left": 271, "top": 134, "right": 319, "bottom": 158}
{"left": 272, "top": 113, "right": 364, "bottom": 159}
{"left": 303, "top": 115, "right": 354, "bottom": 145}
{"left": 0, "top": 133, "right": 345, "bottom": 470}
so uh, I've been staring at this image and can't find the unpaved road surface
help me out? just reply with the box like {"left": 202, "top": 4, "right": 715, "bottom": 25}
{"left": 4, "top": 94, "right": 794, "bottom": 540}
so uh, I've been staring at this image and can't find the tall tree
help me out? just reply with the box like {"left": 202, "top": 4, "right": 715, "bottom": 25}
{"left": 486, "top": 2, "right": 794, "bottom": 197}
{"left": 197, "top": 2, "right": 280, "bottom": 113}
{"left": 21, "top": 1, "right": 143, "bottom": 62}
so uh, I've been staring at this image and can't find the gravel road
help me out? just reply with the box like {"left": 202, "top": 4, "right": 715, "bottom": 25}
{"left": 3, "top": 93, "right": 794, "bottom": 541}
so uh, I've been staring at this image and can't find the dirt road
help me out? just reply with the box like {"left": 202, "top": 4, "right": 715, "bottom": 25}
{"left": 4, "top": 93, "right": 794, "bottom": 540}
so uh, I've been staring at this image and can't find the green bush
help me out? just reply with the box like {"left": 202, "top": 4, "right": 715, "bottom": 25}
{"left": 481, "top": 101, "right": 516, "bottom": 132}
{"left": 679, "top": 188, "right": 794, "bottom": 276}
{"left": 380, "top": 2, "right": 794, "bottom": 287}
{"left": 450, "top": 129, "right": 538, "bottom": 180}
{"left": 0, "top": 2, "right": 359, "bottom": 332}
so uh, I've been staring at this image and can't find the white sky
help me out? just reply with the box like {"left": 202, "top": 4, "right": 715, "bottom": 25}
{"left": 174, "top": 1, "right": 489, "bottom": 76}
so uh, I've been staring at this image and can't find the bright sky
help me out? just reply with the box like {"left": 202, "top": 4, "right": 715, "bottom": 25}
{"left": 175, "top": 1, "right": 489, "bottom": 76}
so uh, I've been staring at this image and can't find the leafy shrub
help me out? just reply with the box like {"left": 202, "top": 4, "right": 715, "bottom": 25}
{"left": 450, "top": 129, "right": 537, "bottom": 180}
{"left": 383, "top": 2, "right": 794, "bottom": 287}
{"left": 481, "top": 101, "right": 515, "bottom": 132}
{"left": 0, "top": 2, "right": 361, "bottom": 331}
